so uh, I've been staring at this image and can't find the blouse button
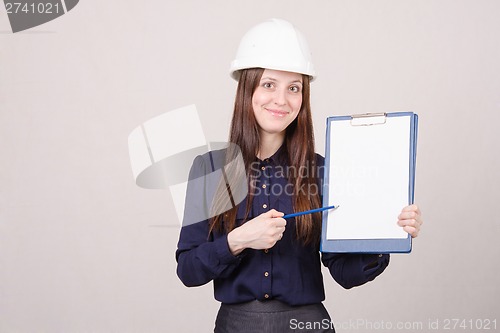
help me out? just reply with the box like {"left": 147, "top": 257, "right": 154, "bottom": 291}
{"left": 264, "top": 271, "right": 269, "bottom": 277}
{"left": 262, "top": 204, "right": 268, "bottom": 209}
{"left": 262, "top": 184, "right": 267, "bottom": 189}
{"left": 261, "top": 166, "right": 266, "bottom": 171}
{"left": 378, "top": 254, "right": 383, "bottom": 258}
{"left": 264, "top": 294, "right": 270, "bottom": 299}
{"left": 264, "top": 249, "right": 269, "bottom": 254}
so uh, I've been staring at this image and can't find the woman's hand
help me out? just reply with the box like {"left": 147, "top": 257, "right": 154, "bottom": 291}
{"left": 227, "top": 209, "right": 286, "bottom": 256}
{"left": 397, "top": 204, "right": 423, "bottom": 238}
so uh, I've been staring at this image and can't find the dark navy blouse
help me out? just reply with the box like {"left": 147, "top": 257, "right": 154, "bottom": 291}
{"left": 176, "top": 146, "right": 389, "bottom": 306}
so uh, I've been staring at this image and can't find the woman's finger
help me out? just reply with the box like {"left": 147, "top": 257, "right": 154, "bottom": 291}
{"left": 402, "top": 204, "right": 421, "bottom": 215}
{"left": 397, "top": 218, "right": 420, "bottom": 228}
{"left": 403, "top": 225, "right": 419, "bottom": 238}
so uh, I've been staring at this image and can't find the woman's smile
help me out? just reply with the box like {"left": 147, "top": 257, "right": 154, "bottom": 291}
{"left": 264, "top": 108, "right": 290, "bottom": 117}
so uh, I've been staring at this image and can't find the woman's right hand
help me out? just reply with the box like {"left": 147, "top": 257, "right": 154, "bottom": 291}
{"left": 227, "top": 209, "right": 286, "bottom": 256}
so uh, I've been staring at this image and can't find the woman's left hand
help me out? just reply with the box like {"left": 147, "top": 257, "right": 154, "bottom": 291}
{"left": 397, "top": 204, "right": 423, "bottom": 238}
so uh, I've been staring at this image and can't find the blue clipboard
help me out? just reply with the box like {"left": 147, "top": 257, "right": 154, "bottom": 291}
{"left": 321, "top": 112, "right": 418, "bottom": 253}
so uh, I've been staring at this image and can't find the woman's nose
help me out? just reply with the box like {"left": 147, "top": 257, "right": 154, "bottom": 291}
{"left": 273, "top": 88, "right": 287, "bottom": 106}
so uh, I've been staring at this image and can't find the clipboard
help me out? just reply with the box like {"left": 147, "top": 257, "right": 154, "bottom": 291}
{"left": 321, "top": 112, "right": 418, "bottom": 253}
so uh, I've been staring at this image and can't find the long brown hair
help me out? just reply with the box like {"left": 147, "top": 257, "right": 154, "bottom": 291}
{"left": 209, "top": 68, "right": 322, "bottom": 245}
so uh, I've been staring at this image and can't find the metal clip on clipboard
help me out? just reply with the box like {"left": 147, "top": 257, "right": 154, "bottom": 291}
{"left": 350, "top": 113, "right": 387, "bottom": 126}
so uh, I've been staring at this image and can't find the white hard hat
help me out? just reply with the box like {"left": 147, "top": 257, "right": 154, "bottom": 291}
{"left": 230, "top": 18, "right": 316, "bottom": 81}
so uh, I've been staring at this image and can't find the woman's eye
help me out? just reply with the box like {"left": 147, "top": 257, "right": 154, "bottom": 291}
{"left": 263, "top": 82, "right": 274, "bottom": 89}
{"left": 289, "top": 85, "right": 301, "bottom": 93}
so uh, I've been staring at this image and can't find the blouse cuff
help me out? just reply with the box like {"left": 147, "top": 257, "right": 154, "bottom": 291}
{"left": 215, "top": 234, "right": 243, "bottom": 265}
{"left": 361, "top": 254, "right": 390, "bottom": 275}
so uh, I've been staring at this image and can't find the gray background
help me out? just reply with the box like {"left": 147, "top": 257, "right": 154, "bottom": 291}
{"left": 1, "top": 0, "right": 499, "bottom": 332}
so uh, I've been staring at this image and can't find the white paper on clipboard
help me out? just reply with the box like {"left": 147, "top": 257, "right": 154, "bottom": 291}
{"left": 326, "top": 115, "right": 411, "bottom": 240}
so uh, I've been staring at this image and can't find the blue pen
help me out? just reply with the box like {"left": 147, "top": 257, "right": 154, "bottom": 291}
{"left": 282, "top": 205, "right": 339, "bottom": 219}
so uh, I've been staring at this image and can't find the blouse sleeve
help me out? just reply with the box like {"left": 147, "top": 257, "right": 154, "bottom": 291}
{"left": 321, "top": 252, "right": 390, "bottom": 289}
{"left": 175, "top": 154, "right": 244, "bottom": 287}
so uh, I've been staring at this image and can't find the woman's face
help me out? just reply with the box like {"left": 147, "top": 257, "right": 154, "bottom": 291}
{"left": 252, "top": 69, "right": 303, "bottom": 137}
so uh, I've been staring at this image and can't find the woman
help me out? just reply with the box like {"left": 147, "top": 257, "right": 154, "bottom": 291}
{"left": 176, "top": 19, "right": 422, "bottom": 333}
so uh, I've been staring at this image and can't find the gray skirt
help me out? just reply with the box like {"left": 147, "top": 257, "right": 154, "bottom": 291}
{"left": 214, "top": 300, "right": 335, "bottom": 333}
